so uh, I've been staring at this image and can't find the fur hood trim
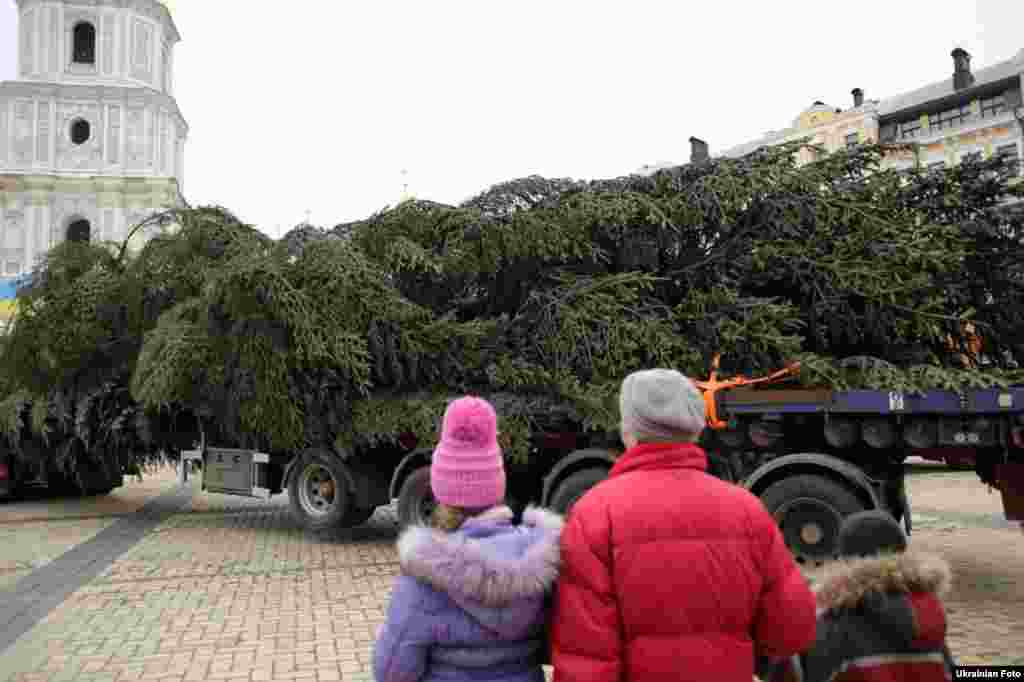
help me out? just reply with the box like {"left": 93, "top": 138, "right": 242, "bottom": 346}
{"left": 814, "top": 550, "right": 952, "bottom": 611}
{"left": 397, "top": 505, "right": 564, "bottom": 607}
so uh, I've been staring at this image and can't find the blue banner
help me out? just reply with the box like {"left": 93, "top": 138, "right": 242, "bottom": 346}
{"left": 0, "top": 275, "right": 32, "bottom": 301}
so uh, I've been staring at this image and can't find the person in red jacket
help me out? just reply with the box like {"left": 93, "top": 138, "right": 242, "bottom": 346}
{"left": 550, "top": 368, "right": 817, "bottom": 682}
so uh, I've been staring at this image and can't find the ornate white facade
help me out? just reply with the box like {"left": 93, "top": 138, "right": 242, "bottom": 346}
{"left": 0, "top": 0, "right": 187, "bottom": 282}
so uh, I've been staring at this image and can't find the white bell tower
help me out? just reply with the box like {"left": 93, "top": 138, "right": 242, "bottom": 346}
{"left": 0, "top": 0, "right": 188, "bottom": 285}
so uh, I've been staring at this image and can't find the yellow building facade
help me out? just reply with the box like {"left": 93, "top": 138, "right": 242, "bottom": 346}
{"left": 720, "top": 90, "right": 879, "bottom": 165}
{"left": 719, "top": 48, "right": 1024, "bottom": 179}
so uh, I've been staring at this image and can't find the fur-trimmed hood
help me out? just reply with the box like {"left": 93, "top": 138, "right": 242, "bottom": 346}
{"left": 813, "top": 550, "right": 952, "bottom": 611}
{"left": 398, "top": 505, "right": 564, "bottom": 615}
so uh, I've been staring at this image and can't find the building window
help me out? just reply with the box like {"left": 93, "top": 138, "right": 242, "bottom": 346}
{"left": 70, "top": 119, "right": 90, "bottom": 145}
{"left": 930, "top": 104, "right": 971, "bottom": 133}
{"left": 66, "top": 219, "right": 91, "bottom": 243}
{"left": 997, "top": 143, "right": 1020, "bottom": 177}
{"left": 899, "top": 119, "right": 921, "bottom": 139}
{"left": 981, "top": 94, "right": 1005, "bottom": 118}
{"left": 72, "top": 22, "right": 96, "bottom": 64}
{"left": 845, "top": 132, "right": 859, "bottom": 150}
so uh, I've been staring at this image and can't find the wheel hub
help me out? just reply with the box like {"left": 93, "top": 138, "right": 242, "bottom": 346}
{"left": 774, "top": 496, "right": 843, "bottom": 565}
{"left": 298, "top": 463, "right": 338, "bottom": 518}
{"left": 319, "top": 479, "right": 335, "bottom": 500}
{"left": 800, "top": 523, "right": 823, "bottom": 545}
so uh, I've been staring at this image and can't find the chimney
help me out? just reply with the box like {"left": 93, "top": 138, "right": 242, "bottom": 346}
{"left": 689, "top": 136, "right": 709, "bottom": 163}
{"left": 952, "top": 48, "right": 975, "bottom": 90}
{"left": 852, "top": 88, "right": 864, "bottom": 108}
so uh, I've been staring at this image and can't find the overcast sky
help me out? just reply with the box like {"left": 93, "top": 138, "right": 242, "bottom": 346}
{"left": 1, "top": 1, "right": 1023, "bottom": 237}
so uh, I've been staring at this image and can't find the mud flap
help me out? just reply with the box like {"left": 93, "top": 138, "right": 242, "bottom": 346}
{"left": 996, "top": 462, "right": 1024, "bottom": 521}
{"left": 897, "top": 476, "right": 913, "bottom": 535}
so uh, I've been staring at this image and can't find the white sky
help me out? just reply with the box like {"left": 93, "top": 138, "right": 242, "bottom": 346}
{"left": 1, "top": 1, "right": 1022, "bottom": 237}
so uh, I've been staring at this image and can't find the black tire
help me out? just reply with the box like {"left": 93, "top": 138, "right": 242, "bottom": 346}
{"left": 341, "top": 505, "right": 377, "bottom": 527}
{"left": 549, "top": 468, "right": 607, "bottom": 516}
{"left": 288, "top": 450, "right": 352, "bottom": 531}
{"left": 759, "top": 474, "right": 866, "bottom": 565}
{"left": 397, "top": 466, "right": 435, "bottom": 530}
{"left": 86, "top": 486, "right": 116, "bottom": 497}
{"left": 48, "top": 470, "right": 86, "bottom": 498}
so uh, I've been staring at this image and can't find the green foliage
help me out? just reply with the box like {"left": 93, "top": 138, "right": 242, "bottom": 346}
{"left": 2, "top": 143, "right": 1024, "bottom": 472}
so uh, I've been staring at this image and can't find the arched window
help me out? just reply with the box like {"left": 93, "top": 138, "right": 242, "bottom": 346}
{"left": 67, "top": 219, "right": 91, "bottom": 243}
{"left": 72, "top": 23, "right": 96, "bottom": 64}
{"left": 70, "top": 119, "right": 91, "bottom": 145}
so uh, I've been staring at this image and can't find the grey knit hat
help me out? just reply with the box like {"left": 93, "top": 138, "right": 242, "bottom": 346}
{"left": 619, "top": 369, "right": 706, "bottom": 443}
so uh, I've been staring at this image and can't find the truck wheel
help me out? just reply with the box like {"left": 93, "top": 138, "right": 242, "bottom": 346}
{"left": 288, "top": 451, "right": 352, "bottom": 531}
{"left": 759, "top": 474, "right": 866, "bottom": 565}
{"left": 549, "top": 468, "right": 607, "bottom": 516}
{"left": 341, "top": 506, "right": 377, "bottom": 527}
{"left": 397, "top": 466, "right": 435, "bottom": 530}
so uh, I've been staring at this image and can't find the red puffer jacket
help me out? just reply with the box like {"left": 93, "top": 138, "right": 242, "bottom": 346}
{"left": 551, "top": 442, "right": 817, "bottom": 682}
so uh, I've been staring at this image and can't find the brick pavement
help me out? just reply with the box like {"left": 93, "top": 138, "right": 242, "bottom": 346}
{"left": 0, "top": 518, "right": 116, "bottom": 593}
{"left": 904, "top": 464, "right": 1024, "bottom": 665}
{"left": 0, "top": 463, "right": 1020, "bottom": 681}
{"left": 0, "top": 466, "right": 184, "bottom": 593}
{"left": 0, "top": 486, "right": 193, "bottom": 656}
{"left": 0, "top": 489, "right": 399, "bottom": 682}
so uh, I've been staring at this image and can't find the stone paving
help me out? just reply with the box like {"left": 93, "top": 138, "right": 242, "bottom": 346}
{"left": 0, "top": 518, "right": 116, "bottom": 593}
{"left": 902, "top": 462, "right": 1024, "bottom": 665}
{"left": 0, "top": 466, "right": 188, "bottom": 593}
{"left": 0, "top": 461, "right": 1020, "bottom": 681}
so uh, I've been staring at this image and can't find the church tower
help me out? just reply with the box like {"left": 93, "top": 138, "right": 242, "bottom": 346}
{"left": 0, "top": 0, "right": 187, "bottom": 286}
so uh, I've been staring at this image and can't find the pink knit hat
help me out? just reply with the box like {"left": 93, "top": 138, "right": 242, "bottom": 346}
{"left": 431, "top": 396, "right": 506, "bottom": 508}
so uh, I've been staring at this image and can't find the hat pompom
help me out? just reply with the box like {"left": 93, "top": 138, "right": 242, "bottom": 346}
{"left": 445, "top": 399, "right": 496, "bottom": 446}
{"left": 431, "top": 397, "right": 505, "bottom": 509}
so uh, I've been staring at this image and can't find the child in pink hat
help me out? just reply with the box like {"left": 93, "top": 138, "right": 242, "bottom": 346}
{"left": 375, "top": 396, "right": 564, "bottom": 682}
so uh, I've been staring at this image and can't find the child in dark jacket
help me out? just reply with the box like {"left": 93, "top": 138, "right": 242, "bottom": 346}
{"left": 766, "top": 509, "right": 956, "bottom": 682}
{"left": 373, "top": 396, "right": 564, "bottom": 682}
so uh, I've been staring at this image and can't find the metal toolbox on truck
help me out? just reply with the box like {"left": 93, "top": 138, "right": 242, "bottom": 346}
{"left": 179, "top": 447, "right": 271, "bottom": 499}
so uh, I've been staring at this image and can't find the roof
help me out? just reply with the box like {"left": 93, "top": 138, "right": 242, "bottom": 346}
{"left": 878, "top": 49, "right": 1024, "bottom": 118}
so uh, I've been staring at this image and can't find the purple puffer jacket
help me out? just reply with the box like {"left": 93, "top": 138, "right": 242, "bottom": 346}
{"left": 374, "top": 505, "right": 564, "bottom": 682}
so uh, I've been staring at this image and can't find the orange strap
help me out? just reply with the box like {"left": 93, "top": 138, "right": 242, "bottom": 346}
{"left": 694, "top": 355, "right": 801, "bottom": 430}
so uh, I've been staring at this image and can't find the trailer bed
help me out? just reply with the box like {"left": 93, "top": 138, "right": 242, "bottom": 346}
{"left": 720, "top": 386, "right": 1024, "bottom": 416}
